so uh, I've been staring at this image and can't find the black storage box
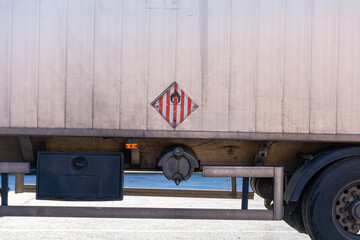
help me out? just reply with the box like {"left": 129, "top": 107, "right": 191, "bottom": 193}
{"left": 37, "top": 152, "right": 124, "bottom": 201}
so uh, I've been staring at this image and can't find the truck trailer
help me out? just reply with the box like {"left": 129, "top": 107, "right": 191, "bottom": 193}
{"left": 0, "top": 0, "right": 360, "bottom": 239}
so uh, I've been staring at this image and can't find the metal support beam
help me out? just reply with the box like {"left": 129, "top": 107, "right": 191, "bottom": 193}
{"left": 1, "top": 173, "right": 8, "bottom": 206}
{"left": 18, "top": 136, "right": 35, "bottom": 163}
{"left": 0, "top": 164, "right": 280, "bottom": 221}
{"left": 203, "top": 166, "right": 284, "bottom": 220}
{"left": 203, "top": 166, "right": 275, "bottom": 178}
{"left": 0, "top": 163, "right": 30, "bottom": 205}
{"left": 131, "top": 148, "right": 140, "bottom": 167}
{"left": 231, "top": 177, "right": 237, "bottom": 198}
{"left": 0, "top": 206, "right": 274, "bottom": 220}
{"left": 242, "top": 177, "right": 249, "bottom": 210}
{"left": 2, "top": 127, "right": 360, "bottom": 143}
{"left": 273, "top": 167, "right": 284, "bottom": 220}
{"left": 20, "top": 185, "right": 254, "bottom": 199}
{"left": 15, "top": 174, "right": 24, "bottom": 193}
{"left": 0, "top": 162, "right": 30, "bottom": 174}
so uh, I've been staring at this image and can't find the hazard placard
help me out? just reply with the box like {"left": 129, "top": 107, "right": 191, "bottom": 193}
{"left": 151, "top": 82, "right": 198, "bottom": 129}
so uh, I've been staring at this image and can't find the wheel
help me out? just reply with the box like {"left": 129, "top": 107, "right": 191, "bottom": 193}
{"left": 283, "top": 201, "right": 307, "bottom": 234}
{"left": 252, "top": 176, "right": 307, "bottom": 233}
{"left": 302, "top": 158, "right": 360, "bottom": 240}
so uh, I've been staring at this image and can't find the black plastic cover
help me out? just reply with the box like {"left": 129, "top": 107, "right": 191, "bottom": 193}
{"left": 37, "top": 152, "right": 123, "bottom": 201}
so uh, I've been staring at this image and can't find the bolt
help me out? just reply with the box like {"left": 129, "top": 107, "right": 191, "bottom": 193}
{"left": 340, "top": 208, "right": 346, "bottom": 213}
{"left": 173, "top": 147, "right": 184, "bottom": 159}
{"left": 344, "top": 197, "right": 349, "bottom": 203}
{"left": 352, "top": 191, "right": 358, "bottom": 197}
{"left": 174, "top": 178, "right": 181, "bottom": 185}
{"left": 343, "top": 218, "right": 349, "bottom": 224}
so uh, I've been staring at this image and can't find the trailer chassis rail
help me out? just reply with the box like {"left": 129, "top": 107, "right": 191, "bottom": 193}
{"left": 0, "top": 163, "right": 283, "bottom": 221}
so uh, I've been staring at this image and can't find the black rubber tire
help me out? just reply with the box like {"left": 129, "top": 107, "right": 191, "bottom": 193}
{"left": 302, "top": 158, "right": 360, "bottom": 240}
{"left": 283, "top": 203, "right": 307, "bottom": 234}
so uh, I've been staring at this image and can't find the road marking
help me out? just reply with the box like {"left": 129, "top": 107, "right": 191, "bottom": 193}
{"left": 0, "top": 229, "right": 298, "bottom": 233}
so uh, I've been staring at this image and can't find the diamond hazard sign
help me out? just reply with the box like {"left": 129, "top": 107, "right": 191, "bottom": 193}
{"left": 151, "top": 82, "right": 198, "bottom": 129}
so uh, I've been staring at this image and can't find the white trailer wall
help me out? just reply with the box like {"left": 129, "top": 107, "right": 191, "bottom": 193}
{"left": 1, "top": 0, "right": 360, "bottom": 137}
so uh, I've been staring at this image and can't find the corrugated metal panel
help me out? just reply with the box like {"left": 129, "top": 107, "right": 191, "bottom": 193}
{"left": 10, "top": 0, "right": 39, "bottom": 127}
{"left": 1, "top": 0, "right": 360, "bottom": 139}
{"left": 255, "top": 0, "right": 285, "bottom": 133}
{"left": 283, "top": 0, "right": 312, "bottom": 133}
{"left": 120, "top": 0, "right": 149, "bottom": 130}
{"left": 201, "top": 0, "right": 231, "bottom": 131}
{"left": 310, "top": 0, "right": 338, "bottom": 134}
{"left": 175, "top": 0, "right": 202, "bottom": 131}
{"left": 0, "top": 0, "right": 12, "bottom": 127}
{"left": 38, "top": 0, "right": 67, "bottom": 128}
{"left": 147, "top": 0, "right": 178, "bottom": 131}
{"left": 65, "top": 0, "right": 94, "bottom": 128}
{"left": 229, "top": 0, "right": 257, "bottom": 132}
{"left": 93, "top": 0, "right": 121, "bottom": 129}
{"left": 337, "top": 0, "right": 360, "bottom": 134}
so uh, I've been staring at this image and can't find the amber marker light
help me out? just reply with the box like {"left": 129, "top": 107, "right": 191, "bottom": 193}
{"left": 125, "top": 143, "right": 138, "bottom": 150}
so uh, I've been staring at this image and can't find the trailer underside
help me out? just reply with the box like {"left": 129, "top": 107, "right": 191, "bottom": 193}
{"left": 0, "top": 134, "right": 359, "bottom": 239}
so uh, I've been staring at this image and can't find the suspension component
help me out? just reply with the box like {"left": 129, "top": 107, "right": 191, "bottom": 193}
{"left": 157, "top": 145, "right": 199, "bottom": 185}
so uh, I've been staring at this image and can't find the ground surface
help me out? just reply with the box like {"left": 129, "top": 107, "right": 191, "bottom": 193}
{"left": 0, "top": 192, "right": 310, "bottom": 240}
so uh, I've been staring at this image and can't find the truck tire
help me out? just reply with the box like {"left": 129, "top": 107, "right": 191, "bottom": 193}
{"left": 283, "top": 203, "right": 307, "bottom": 234}
{"left": 302, "top": 158, "right": 360, "bottom": 240}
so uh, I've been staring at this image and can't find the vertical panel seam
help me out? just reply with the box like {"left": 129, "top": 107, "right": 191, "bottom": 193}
{"left": 335, "top": 0, "right": 340, "bottom": 134}
{"left": 146, "top": 0, "right": 151, "bottom": 131}
{"left": 8, "top": 0, "right": 13, "bottom": 127}
{"left": 61, "top": 0, "right": 66, "bottom": 128}
{"left": 196, "top": 0, "right": 202, "bottom": 131}
{"left": 227, "top": 0, "right": 232, "bottom": 132}
{"left": 64, "top": 0, "right": 69, "bottom": 128}
{"left": 200, "top": 0, "right": 208, "bottom": 131}
{"left": 36, "top": 0, "right": 41, "bottom": 128}
{"left": 91, "top": 0, "right": 96, "bottom": 129}
{"left": 281, "top": 0, "right": 286, "bottom": 133}
{"left": 174, "top": 0, "right": 179, "bottom": 83}
{"left": 118, "top": 0, "right": 123, "bottom": 130}
{"left": 199, "top": 0, "right": 203, "bottom": 131}
{"left": 308, "top": 0, "right": 314, "bottom": 133}
{"left": 306, "top": 0, "right": 312, "bottom": 134}
{"left": 254, "top": 0, "right": 259, "bottom": 133}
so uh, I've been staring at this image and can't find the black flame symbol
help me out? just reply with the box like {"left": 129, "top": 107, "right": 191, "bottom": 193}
{"left": 170, "top": 91, "right": 181, "bottom": 104}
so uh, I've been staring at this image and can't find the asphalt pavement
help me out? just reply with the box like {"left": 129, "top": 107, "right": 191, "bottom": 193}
{"left": 0, "top": 192, "right": 311, "bottom": 240}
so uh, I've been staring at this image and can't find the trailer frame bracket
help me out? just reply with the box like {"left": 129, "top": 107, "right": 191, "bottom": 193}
{"left": 203, "top": 166, "right": 284, "bottom": 220}
{"left": 0, "top": 165, "right": 283, "bottom": 221}
{"left": 0, "top": 162, "right": 30, "bottom": 206}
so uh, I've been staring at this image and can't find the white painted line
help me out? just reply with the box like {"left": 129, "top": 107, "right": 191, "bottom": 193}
{"left": 0, "top": 229, "right": 298, "bottom": 233}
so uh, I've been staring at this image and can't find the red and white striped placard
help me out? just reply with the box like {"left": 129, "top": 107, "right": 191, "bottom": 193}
{"left": 151, "top": 82, "right": 198, "bottom": 128}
